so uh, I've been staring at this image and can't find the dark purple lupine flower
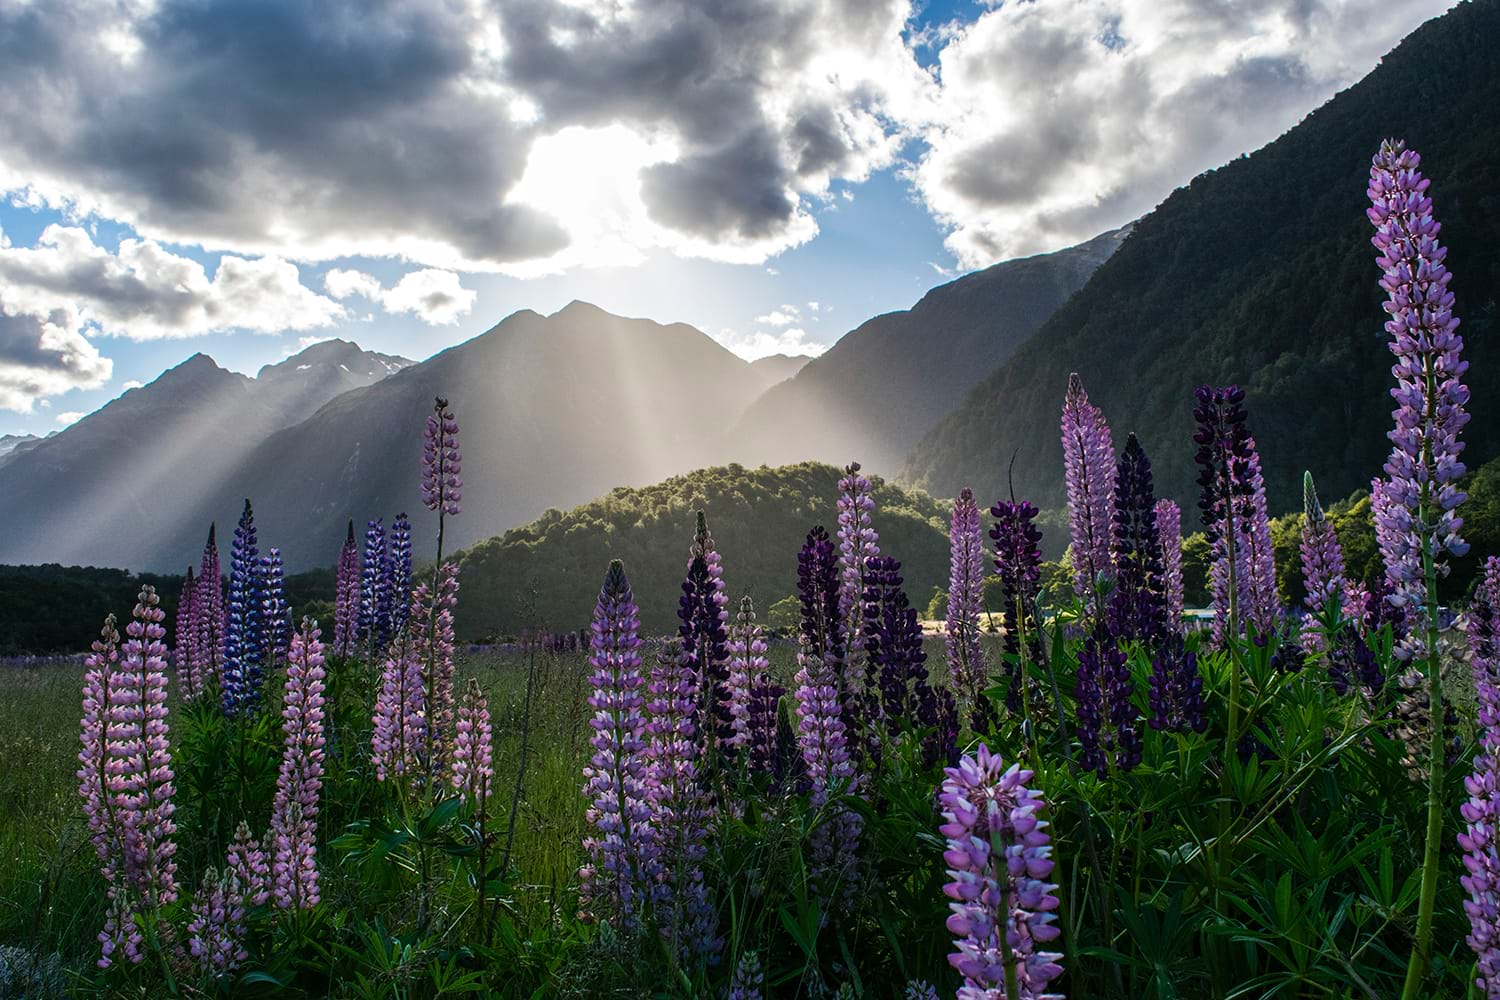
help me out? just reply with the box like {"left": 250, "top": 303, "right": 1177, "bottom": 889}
{"left": 863, "top": 555, "right": 934, "bottom": 729}
{"left": 1194, "top": 386, "right": 1257, "bottom": 644}
{"left": 222, "top": 499, "right": 266, "bottom": 717}
{"left": 260, "top": 547, "right": 291, "bottom": 668}
{"left": 1148, "top": 633, "right": 1206, "bottom": 734}
{"left": 990, "top": 499, "right": 1044, "bottom": 715}
{"left": 686, "top": 513, "right": 732, "bottom": 748}
{"left": 1075, "top": 623, "right": 1141, "bottom": 777}
{"left": 194, "top": 523, "right": 225, "bottom": 693}
{"left": 580, "top": 560, "right": 653, "bottom": 933}
{"left": 1061, "top": 372, "right": 1115, "bottom": 610}
{"left": 938, "top": 744, "right": 1063, "bottom": 999}
{"left": 334, "top": 520, "right": 360, "bottom": 658}
{"left": 1156, "top": 500, "right": 1184, "bottom": 634}
{"left": 388, "top": 512, "right": 413, "bottom": 634}
{"left": 1300, "top": 472, "right": 1347, "bottom": 653}
{"left": 947, "top": 488, "right": 989, "bottom": 726}
{"left": 1461, "top": 558, "right": 1500, "bottom": 995}
{"left": 272, "top": 618, "right": 326, "bottom": 910}
{"left": 1108, "top": 433, "right": 1168, "bottom": 644}
{"left": 1367, "top": 140, "right": 1470, "bottom": 626}
{"left": 175, "top": 567, "right": 202, "bottom": 700}
{"left": 726, "top": 951, "right": 765, "bottom": 1000}
{"left": 646, "top": 639, "right": 719, "bottom": 961}
{"left": 359, "top": 517, "right": 390, "bottom": 653}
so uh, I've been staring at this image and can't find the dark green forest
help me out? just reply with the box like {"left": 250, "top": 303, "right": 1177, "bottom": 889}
{"left": 904, "top": 0, "right": 1500, "bottom": 524}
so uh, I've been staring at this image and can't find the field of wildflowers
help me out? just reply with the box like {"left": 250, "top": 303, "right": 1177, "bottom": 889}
{"left": 0, "top": 138, "right": 1491, "bottom": 998}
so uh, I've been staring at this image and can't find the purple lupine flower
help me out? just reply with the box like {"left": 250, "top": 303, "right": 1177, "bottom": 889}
{"left": 1367, "top": 140, "right": 1470, "bottom": 617}
{"left": 371, "top": 595, "right": 427, "bottom": 782}
{"left": 1061, "top": 372, "right": 1115, "bottom": 609}
{"left": 1156, "top": 500, "right": 1184, "bottom": 634}
{"left": 422, "top": 396, "right": 463, "bottom": 518}
{"left": 1300, "top": 472, "right": 1347, "bottom": 652}
{"left": 451, "top": 678, "right": 493, "bottom": 810}
{"left": 388, "top": 512, "right": 413, "bottom": 634}
{"left": 990, "top": 499, "right": 1044, "bottom": 715}
{"left": 1240, "top": 446, "right": 1279, "bottom": 637}
{"left": 580, "top": 560, "right": 653, "bottom": 932}
{"left": 938, "top": 744, "right": 1063, "bottom": 999}
{"left": 1460, "top": 561, "right": 1500, "bottom": 994}
{"left": 226, "top": 820, "right": 270, "bottom": 907}
{"left": 194, "top": 523, "right": 225, "bottom": 695}
{"left": 837, "top": 462, "right": 879, "bottom": 697}
{"left": 947, "top": 488, "right": 989, "bottom": 726}
{"left": 187, "top": 867, "right": 248, "bottom": 980}
{"left": 1109, "top": 433, "right": 1168, "bottom": 644}
{"left": 359, "top": 517, "right": 390, "bottom": 653}
{"left": 78, "top": 615, "right": 121, "bottom": 878}
{"left": 904, "top": 982, "right": 939, "bottom": 1000}
{"left": 272, "top": 618, "right": 326, "bottom": 910}
{"left": 334, "top": 520, "right": 360, "bottom": 658}
{"left": 646, "top": 638, "right": 718, "bottom": 960}
{"left": 1194, "top": 386, "right": 1257, "bottom": 644}
{"left": 684, "top": 514, "right": 732, "bottom": 747}
{"left": 260, "top": 547, "right": 291, "bottom": 667}
{"left": 222, "top": 499, "right": 266, "bottom": 716}
{"left": 1148, "top": 634, "right": 1206, "bottom": 734}
{"left": 863, "top": 555, "right": 935, "bottom": 731}
{"left": 726, "top": 597, "right": 775, "bottom": 758}
{"left": 421, "top": 562, "right": 460, "bottom": 775}
{"left": 1075, "top": 623, "right": 1141, "bottom": 777}
{"left": 794, "top": 526, "right": 862, "bottom": 907}
{"left": 726, "top": 951, "right": 765, "bottom": 1000}
{"left": 174, "top": 567, "right": 201, "bottom": 700}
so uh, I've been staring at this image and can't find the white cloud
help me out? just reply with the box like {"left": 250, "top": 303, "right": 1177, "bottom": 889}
{"left": 0, "top": 306, "right": 112, "bottom": 413}
{"left": 324, "top": 268, "right": 477, "bottom": 325}
{"left": 715, "top": 325, "right": 828, "bottom": 363}
{"left": 55, "top": 410, "right": 85, "bottom": 426}
{"left": 755, "top": 305, "right": 802, "bottom": 327}
{"left": 121, "top": 379, "right": 142, "bottom": 390}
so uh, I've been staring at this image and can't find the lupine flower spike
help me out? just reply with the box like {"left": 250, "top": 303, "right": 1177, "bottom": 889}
{"left": 938, "top": 743, "right": 1063, "bottom": 1000}
{"left": 194, "top": 523, "right": 225, "bottom": 694}
{"left": 422, "top": 396, "right": 462, "bottom": 574}
{"left": 990, "top": 499, "right": 1044, "bottom": 717}
{"left": 837, "top": 462, "right": 879, "bottom": 694}
{"left": 1108, "top": 433, "right": 1167, "bottom": 644}
{"left": 452, "top": 678, "right": 494, "bottom": 810}
{"left": 260, "top": 547, "right": 291, "bottom": 667}
{"left": 726, "top": 596, "right": 779, "bottom": 769}
{"left": 334, "top": 520, "right": 360, "bottom": 657}
{"left": 360, "top": 517, "right": 390, "bottom": 652}
{"left": 1155, "top": 499, "right": 1184, "bottom": 633}
{"left": 1061, "top": 372, "right": 1115, "bottom": 612}
{"left": 948, "top": 488, "right": 990, "bottom": 729}
{"left": 272, "top": 618, "right": 326, "bottom": 910}
{"left": 686, "top": 513, "right": 732, "bottom": 747}
{"left": 388, "top": 512, "right": 413, "bottom": 633}
{"left": 371, "top": 595, "right": 427, "bottom": 782}
{"left": 174, "top": 567, "right": 202, "bottom": 700}
{"left": 1461, "top": 557, "right": 1500, "bottom": 997}
{"left": 727, "top": 951, "right": 765, "bottom": 1000}
{"left": 1193, "top": 386, "right": 1255, "bottom": 645}
{"left": 580, "top": 560, "right": 653, "bottom": 932}
{"left": 1300, "top": 472, "right": 1347, "bottom": 653}
{"left": 222, "top": 499, "right": 266, "bottom": 716}
{"left": 422, "top": 562, "right": 460, "bottom": 774}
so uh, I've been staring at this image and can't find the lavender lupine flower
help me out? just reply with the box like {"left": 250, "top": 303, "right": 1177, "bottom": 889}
{"left": 187, "top": 868, "right": 248, "bottom": 980}
{"left": 726, "top": 951, "right": 765, "bottom": 1000}
{"left": 684, "top": 515, "right": 732, "bottom": 746}
{"left": 646, "top": 637, "right": 718, "bottom": 960}
{"left": 272, "top": 618, "right": 326, "bottom": 910}
{"left": 174, "top": 568, "right": 201, "bottom": 700}
{"left": 194, "top": 523, "right": 225, "bottom": 694}
{"left": 78, "top": 615, "right": 121, "bottom": 876}
{"left": 725, "top": 597, "right": 773, "bottom": 756}
{"left": 938, "top": 744, "right": 1063, "bottom": 1000}
{"left": 1148, "top": 634, "right": 1206, "bottom": 734}
{"left": 904, "top": 982, "right": 939, "bottom": 1000}
{"left": 371, "top": 596, "right": 427, "bottom": 782}
{"left": 260, "top": 547, "right": 291, "bottom": 667}
{"left": 334, "top": 520, "right": 360, "bottom": 657}
{"left": 222, "top": 499, "right": 266, "bottom": 716}
{"left": 359, "top": 518, "right": 390, "bottom": 652}
{"left": 422, "top": 396, "right": 463, "bottom": 518}
{"left": 1368, "top": 140, "right": 1470, "bottom": 611}
{"left": 837, "top": 462, "right": 879, "bottom": 691}
{"left": 990, "top": 500, "right": 1044, "bottom": 715}
{"left": 451, "top": 678, "right": 493, "bottom": 809}
{"left": 1194, "top": 386, "right": 1256, "bottom": 644}
{"left": 388, "top": 512, "right": 413, "bottom": 633}
{"left": 226, "top": 821, "right": 270, "bottom": 907}
{"left": 580, "top": 560, "right": 653, "bottom": 932}
{"left": 1240, "top": 447, "right": 1280, "bottom": 637}
{"left": 1460, "top": 562, "right": 1500, "bottom": 995}
{"left": 1300, "top": 473, "right": 1348, "bottom": 652}
{"left": 421, "top": 562, "right": 460, "bottom": 774}
{"left": 948, "top": 488, "right": 989, "bottom": 722}
{"left": 1061, "top": 372, "right": 1115, "bottom": 609}
{"left": 1109, "top": 434, "right": 1168, "bottom": 644}
{"left": 1075, "top": 624, "right": 1142, "bottom": 777}
{"left": 1156, "top": 500, "right": 1184, "bottom": 633}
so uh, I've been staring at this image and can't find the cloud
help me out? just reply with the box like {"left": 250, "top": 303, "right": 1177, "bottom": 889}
{"left": 121, "top": 380, "right": 143, "bottom": 390}
{"left": 0, "top": 306, "right": 112, "bottom": 413}
{"left": 755, "top": 305, "right": 802, "bottom": 327}
{"left": 715, "top": 325, "right": 828, "bottom": 363}
{"left": 55, "top": 410, "right": 85, "bottom": 426}
{"left": 325, "top": 267, "right": 476, "bottom": 325}
{"left": 909, "top": 0, "right": 1459, "bottom": 265}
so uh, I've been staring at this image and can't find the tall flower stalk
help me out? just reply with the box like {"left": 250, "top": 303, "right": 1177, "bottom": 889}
{"left": 1108, "top": 434, "right": 1167, "bottom": 644}
{"left": 1461, "top": 558, "right": 1500, "bottom": 998}
{"left": 947, "top": 488, "right": 989, "bottom": 728}
{"left": 334, "top": 520, "right": 360, "bottom": 658}
{"left": 990, "top": 499, "right": 1044, "bottom": 726}
{"left": 371, "top": 595, "right": 427, "bottom": 783}
{"left": 222, "top": 500, "right": 265, "bottom": 717}
{"left": 686, "top": 513, "right": 732, "bottom": 748}
{"left": 580, "top": 560, "right": 653, "bottom": 933}
{"left": 421, "top": 563, "right": 460, "bottom": 775}
{"left": 272, "top": 618, "right": 326, "bottom": 910}
{"left": 194, "top": 523, "right": 225, "bottom": 695}
{"left": 1156, "top": 500, "right": 1184, "bottom": 634}
{"left": 837, "top": 462, "right": 879, "bottom": 695}
{"left": 388, "top": 512, "right": 413, "bottom": 634}
{"left": 1061, "top": 372, "right": 1115, "bottom": 612}
{"left": 1367, "top": 139, "right": 1471, "bottom": 998}
{"left": 726, "top": 596, "right": 778, "bottom": 770}
{"left": 1300, "top": 472, "right": 1347, "bottom": 653}
{"left": 421, "top": 396, "right": 463, "bottom": 571}
{"left": 174, "top": 567, "right": 202, "bottom": 700}
{"left": 360, "top": 518, "right": 390, "bottom": 657}
{"left": 938, "top": 743, "right": 1063, "bottom": 1000}
{"left": 261, "top": 547, "right": 291, "bottom": 668}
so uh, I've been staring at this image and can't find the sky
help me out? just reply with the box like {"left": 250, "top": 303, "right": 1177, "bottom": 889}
{"left": 0, "top": 0, "right": 1459, "bottom": 437}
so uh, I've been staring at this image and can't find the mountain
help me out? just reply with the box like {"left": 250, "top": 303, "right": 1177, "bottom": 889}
{"left": 178, "top": 302, "right": 794, "bottom": 574}
{"left": 747, "top": 353, "right": 813, "bottom": 389}
{"left": 729, "top": 226, "right": 1128, "bottom": 474}
{"left": 904, "top": 0, "right": 1500, "bottom": 522}
{"left": 0, "top": 340, "right": 412, "bottom": 569}
{"left": 456, "top": 461, "right": 953, "bottom": 637}
{"left": 0, "top": 433, "right": 41, "bottom": 470}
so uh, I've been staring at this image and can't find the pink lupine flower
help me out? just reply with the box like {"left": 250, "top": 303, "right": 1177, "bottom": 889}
{"left": 422, "top": 562, "right": 460, "bottom": 775}
{"left": 226, "top": 820, "right": 270, "bottom": 908}
{"left": 272, "top": 618, "right": 326, "bottom": 909}
{"left": 78, "top": 615, "right": 121, "bottom": 876}
{"left": 451, "top": 678, "right": 494, "bottom": 810}
{"left": 372, "top": 596, "right": 427, "bottom": 782}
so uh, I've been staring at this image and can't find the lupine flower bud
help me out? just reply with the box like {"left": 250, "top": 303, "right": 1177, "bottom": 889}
{"left": 580, "top": 560, "right": 653, "bottom": 933}
{"left": 938, "top": 744, "right": 1063, "bottom": 999}
{"left": 272, "top": 618, "right": 326, "bottom": 910}
{"left": 422, "top": 396, "right": 462, "bottom": 517}
{"left": 222, "top": 499, "right": 266, "bottom": 716}
{"left": 1061, "top": 372, "right": 1115, "bottom": 609}
{"left": 334, "top": 520, "right": 360, "bottom": 657}
{"left": 1156, "top": 500, "right": 1184, "bottom": 634}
